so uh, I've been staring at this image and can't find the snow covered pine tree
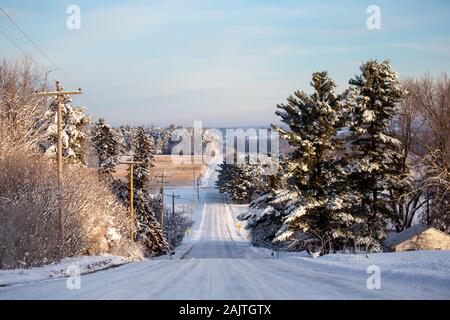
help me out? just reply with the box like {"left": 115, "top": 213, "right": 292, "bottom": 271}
{"left": 40, "top": 93, "right": 90, "bottom": 165}
{"left": 130, "top": 127, "right": 168, "bottom": 255}
{"left": 267, "top": 71, "right": 357, "bottom": 255}
{"left": 118, "top": 125, "right": 133, "bottom": 152}
{"left": 345, "top": 60, "right": 406, "bottom": 252}
{"left": 149, "top": 124, "right": 177, "bottom": 155}
{"left": 216, "top": 153, "right": 271, "bottom": 204}
{"left": 237, "top": 157, "right": 289, "bottom": 248}
{"left": 216, "top": 157, "right": 250, "bottom": 203}
{"left": 91, "top": 118, "right": 121, "bottom": 179}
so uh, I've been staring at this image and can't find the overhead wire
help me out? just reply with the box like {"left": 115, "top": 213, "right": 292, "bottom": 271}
{"left": 0, "top": 7, "right": 96, "bottom": 107}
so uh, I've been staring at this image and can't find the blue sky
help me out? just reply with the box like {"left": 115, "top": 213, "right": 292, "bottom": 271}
{"left": 1, "top": 0, "right": 450, "bottom": 127}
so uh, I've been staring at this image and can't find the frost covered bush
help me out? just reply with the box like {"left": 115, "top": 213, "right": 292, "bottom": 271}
{"left": 0, "top": 57, "right": 144, "bottom": 269}
{"left": 0, "top": 57, "right": 47, "bottom": 156}
{"left": 0, "top": 151, "right": 143, "bottom": 269}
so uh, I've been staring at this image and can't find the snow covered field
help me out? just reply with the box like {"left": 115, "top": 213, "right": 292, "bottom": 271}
{"left": 0, "top": 157, "right": 449, "bottom": 300}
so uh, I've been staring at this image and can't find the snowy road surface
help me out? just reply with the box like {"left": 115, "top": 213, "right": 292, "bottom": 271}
{"left": 1, "top": 162, "right": 449, "bottom": 299}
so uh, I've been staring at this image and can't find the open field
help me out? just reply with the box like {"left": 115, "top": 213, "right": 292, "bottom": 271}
{"left": 112, "top": 155, "right": 208, "bottom": 188}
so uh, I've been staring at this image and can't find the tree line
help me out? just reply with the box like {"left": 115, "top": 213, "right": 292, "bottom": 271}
{"left": 217, "top": 60, "right": 449, "bottom": 255}
{"left": 0, "top": 56, "right": 181, "bottom": 268}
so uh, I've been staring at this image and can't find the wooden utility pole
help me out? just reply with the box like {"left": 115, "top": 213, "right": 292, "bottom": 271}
{"left": 171, "top": 192, "right": 180, "bottom": 218}
{"left": 193, "top": 164, "right": 200, "bottom": 207}
{"left": 36, "top": 81, "right": 82, "bottom": 249}
{"left": 170, "top": 192, "right": 180, "bottom": 247}
{"left": 196, "top": 177, "right": 201, "bottom": 201}
{"left": 155, "top": 173, "right": 170, "bottom": 228}
{"left": 118, "top": 156, "right": 144, "bottom": 241}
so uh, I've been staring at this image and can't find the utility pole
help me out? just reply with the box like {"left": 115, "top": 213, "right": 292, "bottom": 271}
{"left": 193, "top": 164, "right": 200, "bottom": 207}
{"left": 196, "top": 177, "right": 201, "bottom": 201}
{"left": 171, "top": 192, "right": 180, "bottom": 218}
{"left": 170, "top": 192, "right": 180, "bottom": 247}
{"left": 193, "top": 164, "right": 196, "bottom": 190}
{"left": 155, "top": 172, "right": 170, "bottom": 228}
{"left": 36, "top": 81, "right": 82, "bottom": 250}
{"left": 118, "top": 156, "right": 144, "bottom": 241}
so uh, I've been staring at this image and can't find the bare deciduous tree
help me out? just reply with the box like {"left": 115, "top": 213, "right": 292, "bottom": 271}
{"left": 392, "top": 74, "right": 450, "bottom": 232}
{"left": 0, "top": 57, "right": 49, "bottom": 156}
{"left": 387, "top": 79, "right": 427, "bottom": 231}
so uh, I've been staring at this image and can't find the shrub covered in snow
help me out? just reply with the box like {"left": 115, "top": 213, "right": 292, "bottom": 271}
{"left": 0, "top": 150, "right": 143, "bottom": 269}
{"left": 0, "top": 57, "right": 47, "bottom": 157}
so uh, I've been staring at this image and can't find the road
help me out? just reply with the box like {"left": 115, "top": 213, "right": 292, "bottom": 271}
{"left": 0, "top": 162, "right": 448, "bottom": 299}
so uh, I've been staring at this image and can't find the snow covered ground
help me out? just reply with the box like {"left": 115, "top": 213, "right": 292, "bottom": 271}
{"left": 1, "top": 154, "right": 449, "bottom": 299}
{"left": 0, "top": 256, "right": 127, "bottom": 288}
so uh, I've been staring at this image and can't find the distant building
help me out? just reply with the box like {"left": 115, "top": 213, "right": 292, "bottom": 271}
{"left": 384, "top": 224, "right": 450, "bottom": 252}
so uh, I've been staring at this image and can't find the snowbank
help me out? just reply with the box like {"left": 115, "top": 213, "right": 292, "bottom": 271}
{"left": 0, "top": 255, "right": 128, "bottom": 287}
{"left": 281, "top": 250, "right": 450, "bottom": 296}
{"left": 314, "top": 250, "right": 450, "bottom": 280}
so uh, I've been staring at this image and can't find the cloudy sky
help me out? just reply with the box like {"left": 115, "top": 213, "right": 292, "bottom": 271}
{"left": 1, "top": 0, "right": 450, "bottom": 127}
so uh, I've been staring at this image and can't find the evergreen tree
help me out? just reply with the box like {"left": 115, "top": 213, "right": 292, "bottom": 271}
{"left": 148, "top": 125, "right": 176, "bottom": 155}
{"left": 163, "top": 124, "right": 177, "bottom": 154}
{"left": 114, "top": 126, "right": 167, "bottom": 255}
{"left": 118, "top": 125, "right": 133, "bottom": 151}
{"left": 345, "top": 60, "right": 405, "bottom": 251}
{"left": 216, "top": 159, "right": 248, "bottom": 203}
{"left": 238, "top": 158, "right": 289, "bottom": 247}
{"left": 91, "top": 118, "right": 121, "bottom": 178}
{"left": 40, "top": 95, "right": 90, "bottom": 165}
{"left": 216, "top": 160, "right": 233, "bottom": 195}
{"left": 132, "top": 127, "right": 154, "bottom": 190}
{"left": 133, "top": 127, "right": 167, "bottom": 254}
{"left": 268, "top": 71, "right": 355, "bottom": 254}
{"left": 216, "top": 154, "right": 268, "bottom": 204}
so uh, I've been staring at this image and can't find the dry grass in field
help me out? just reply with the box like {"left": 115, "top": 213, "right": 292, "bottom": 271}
{"left": 112, "top": 155, "right": 207, "bottom": 188}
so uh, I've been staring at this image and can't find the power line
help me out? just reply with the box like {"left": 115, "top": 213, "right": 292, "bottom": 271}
{"left": 0, "top": 7, "right": 95, "bottom": 107}
{"left": 156, "top": 173, "right": 171, "bottom": 228}
{"left": 0, "top": 26, "right": 55, "bottom": 80}
{"left": 0, "top": 7, "right": 75, "bottom": 86}
{"left": 163, "top": 194, "right": 201, "bottom": 203}
{"left": 0, "top": 26, "right": 27, "bottom": 56}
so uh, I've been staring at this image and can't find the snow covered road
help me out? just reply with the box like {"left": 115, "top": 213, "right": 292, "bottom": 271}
{"left": 181, "top": 189, "right": 263, "bottom": 259}
{"left": 1, "top": 184, "right": 449, "bottom": 299}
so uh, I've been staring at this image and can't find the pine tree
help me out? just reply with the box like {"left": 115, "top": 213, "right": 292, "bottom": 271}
{"left": 113, "top": 126, "right": 167, "bottom": 255}
{"left": 267, "top": 72, "right": 355, "bottom": 254}
{"left": 91, "top": 118, "right": 121, "bottom": 178}
{"left": 238, "top": 158, "right": 289, "bottom": 247}
{"left": 118, "top": 125, "right": 133, "bottom": 151}
{"left": 216, "top": 154, "right": 267, "bottom": 204}
{"left": 132, "top": 127, "right": 167, "bottom": 255}
{"left": 216, "top": 159, "right": 232, "bottom": 195}
{"left": 345, "top": 60, "right": 406, "bottom": 251}
{"left": 162, "top": 124, "right": 177, "bottom": 154}
{"left": 148, "top": 125, "right": 176, "bottom": 155}
{"left": 132, "top": 126, "right": 154, "bottom": 190}
{"left": 216, "top": 159, "right": 247, "bottom": 203}
{"left": 40, "top": 95, "right": 91, "bottom": 165}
